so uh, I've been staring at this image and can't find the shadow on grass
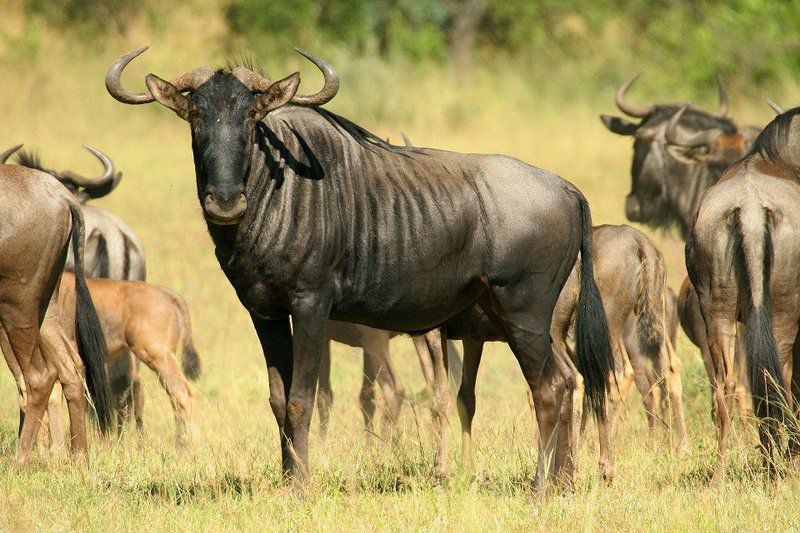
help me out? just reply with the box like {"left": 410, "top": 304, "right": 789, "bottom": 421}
{"left": 130, "top": 473, "right": 260, "bottom": 504}
{"left": 678, "top": 454, "right": 780, "bottom": 487}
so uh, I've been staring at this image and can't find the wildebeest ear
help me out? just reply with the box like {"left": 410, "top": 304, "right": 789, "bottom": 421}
{"left": 600, "top": 114, "right": 638, "bottom": 136}
{"left": 145, "top": 74, "right": 190, "bottom": 120}
{"left": 252, "top": 72, "right": 301, "bottom": 121}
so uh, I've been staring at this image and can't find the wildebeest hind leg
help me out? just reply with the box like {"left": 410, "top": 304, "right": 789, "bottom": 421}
{"left": 41, "top": 322, "right": 88, "bottom": 456}
{"left": 367, "top": 341, "right": 404, "bottom": 439}
{"left": 482, "top": 286, "right": 571, "bottom": 489}
{"left": 705, "top": 315, "right": 737, "bottom": 484}
{"left": 2, "top": 309, "right": 59, "bottom": 462}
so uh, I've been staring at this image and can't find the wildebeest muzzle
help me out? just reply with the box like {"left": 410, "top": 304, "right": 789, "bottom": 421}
{"left": 204, "top": 193, "right": 247, "bottom": 225}
{"left": 625, "top": 194, "right": 642, "bottom": 222}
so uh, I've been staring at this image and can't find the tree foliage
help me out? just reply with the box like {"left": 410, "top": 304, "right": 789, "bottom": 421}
{"left": 19, "top": 0, "right": 800, "bottom": 94}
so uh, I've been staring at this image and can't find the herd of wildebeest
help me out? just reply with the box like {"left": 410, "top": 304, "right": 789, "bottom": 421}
{"left": 2, "top": 45, "right": 799, "bottom": 491}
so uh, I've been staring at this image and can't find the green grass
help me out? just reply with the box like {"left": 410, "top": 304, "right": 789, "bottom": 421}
{"left": 2, "top": 5, "right": 800, "bottom": 531}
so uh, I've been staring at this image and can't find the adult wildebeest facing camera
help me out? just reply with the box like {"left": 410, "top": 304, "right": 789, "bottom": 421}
{"left": 106, "top": 46, "right": 613, "bottom": 488}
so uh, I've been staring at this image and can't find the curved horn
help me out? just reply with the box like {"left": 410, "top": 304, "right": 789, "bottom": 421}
{"left": 615, "top": 73, "right": 653, "bottom": 118}
{"left": 765, "top": 97, "right": 785, "bottom": 115}
{"left": 665, "top": 103, "right": 722, "bottom": 148}
{"left": 58, "top": 145, "right": 118, "bottom": 195}
{"left": 232, "top": 49, "right": 339, "bottom": 106}
{"left": 106, "top": 46, "right": 215, "bottom": 104}
{"left": 290, "top": 48, "right": 339, "bottom": 106}
{"left": 0, "top": 144, "right": 22, "bottom": 164}
{"left": 715, "top": 73, "right": 728, "bottom": 117}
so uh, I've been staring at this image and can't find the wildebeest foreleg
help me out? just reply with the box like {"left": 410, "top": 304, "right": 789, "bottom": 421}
{"left": 285, "top": 299, "right": 330, "bottom": 481}
{"left": 456, "top": 337, "right": 484, "bottom": 471}
{"left": 252, "top": 315, "right": 294, "bottom": 476}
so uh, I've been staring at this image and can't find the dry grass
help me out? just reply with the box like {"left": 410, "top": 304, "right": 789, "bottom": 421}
{"left": 1, "top": 4, "right": 800, "bottom": 531}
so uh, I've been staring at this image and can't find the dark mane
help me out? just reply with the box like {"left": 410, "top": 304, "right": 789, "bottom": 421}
{"left": 15, "top": 150, "right": 46, "bottom": 172}
{"left": 646, "top": 105, "right": 737, "bottom": 134}
{"left": 745, "top": 106, "right": 800, "bottom": 165}
{"left": 312, "top": 107, "right": 413, "bottom": 154}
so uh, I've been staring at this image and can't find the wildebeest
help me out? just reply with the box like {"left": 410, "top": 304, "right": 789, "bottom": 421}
{"left": 4, "top": 144, "right": 149, "bottom": 432}
{"left": 600, "top": 74, "right": 754, "bottom": 238}
{"left": 686, "top": 106, "right": 800, "bottom": 481}
{"left": 52, "top": 272, "right": 201, "bottom": 444}
{"left": 106, "top": 46, "right": 613, "bottom": 487}
{"left": 0, "top": 163, "right": 112, "bottom": 459}
{"left": 443, "top": 224, "right": 685, "bottom": 479}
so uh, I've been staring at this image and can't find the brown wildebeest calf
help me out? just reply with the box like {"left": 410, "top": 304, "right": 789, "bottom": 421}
{"left": 431, "top": 224, "right": 685, "bottom": 479}
{"left": 47, "top": 272, "right": 201, "bottom": 445}
{"left": 686, "top": 106, "right": 800, "bottom": 482}
{"left": 0, "top": 158, "right": 112, "bottom": 459}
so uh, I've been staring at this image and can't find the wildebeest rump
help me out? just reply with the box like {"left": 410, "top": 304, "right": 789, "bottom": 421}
{"left": 0, "top": 163, "right": 112, "bottom": 459}
{"left": 106, "top": 46, "right": 613, "bottom": 487}
{"left": 5, "top": 144, "right": 148, "bottom": 433}
{"left": 686, "top": 107, "right": 800, "bottom": 481}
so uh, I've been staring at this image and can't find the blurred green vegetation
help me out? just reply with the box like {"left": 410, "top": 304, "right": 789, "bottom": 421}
{"left": 14, "top": 0, "right": 800, "bottom": 98}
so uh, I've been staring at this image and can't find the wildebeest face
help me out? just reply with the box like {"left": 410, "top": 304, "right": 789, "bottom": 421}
{"left": 145, "top": 71, "right": 300, "bottom": 226}
{"left": 107, "top": 47, "right": 338, "bottom": 225}
{"left": 608, "top": 110, "right": 743, "bottom": 227}
{"left": 600, "top": 74, "right": 740, "bottom": 230}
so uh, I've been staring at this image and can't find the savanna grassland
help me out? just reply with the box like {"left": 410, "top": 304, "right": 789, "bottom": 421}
{"left": 2, "top": 2, "right": 800, "bottom": 531}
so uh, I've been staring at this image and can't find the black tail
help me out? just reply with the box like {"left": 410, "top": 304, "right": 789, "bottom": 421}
{"left": 634, "top": 247, "right": 666, "bottom": 359}
{"left": 573, "top": 193, "right": 615, "bottom": 421}
{"left": 69, "top": 204, "right": 113, "bottom": 433}
{"left": 732, "top": 209, "right": 786, "bottom": 423}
